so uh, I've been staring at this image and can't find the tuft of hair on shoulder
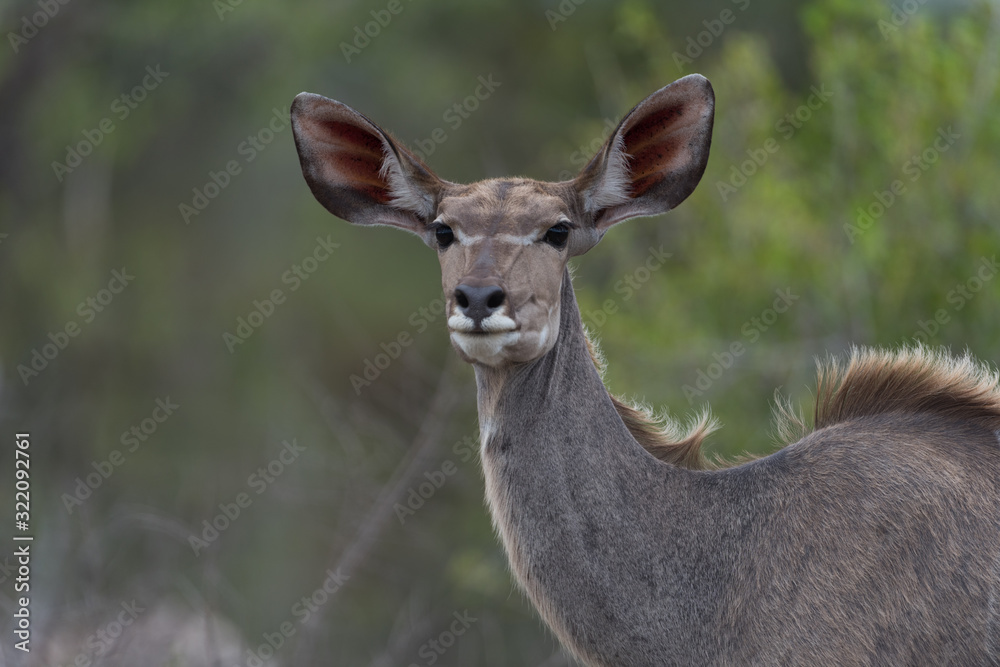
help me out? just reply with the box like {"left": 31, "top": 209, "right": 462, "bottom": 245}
{"left": 813, "top": 344, "right": 1000, "bottom": 431}
{"left": 771, "top": 344, "right": 1000, "bottom": 443}
{"left": 592, "top": 332, "right": 1000, "bottom": 464}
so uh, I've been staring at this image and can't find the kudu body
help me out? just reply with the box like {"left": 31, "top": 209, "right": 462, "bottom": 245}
{"left": 291, "top": 75, "right": 1000, "bottom": 665}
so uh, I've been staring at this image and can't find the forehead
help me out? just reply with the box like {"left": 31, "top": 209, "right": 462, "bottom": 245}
{"left": 438, "top": 179, "right": 568, "bottom": 233}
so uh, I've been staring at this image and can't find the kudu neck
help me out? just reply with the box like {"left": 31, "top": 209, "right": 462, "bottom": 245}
{"left": 472, "top": 269, "right": 640, "bottom": 454}
{"left": 469, "top": 269, "right": 696, "bottom": 665}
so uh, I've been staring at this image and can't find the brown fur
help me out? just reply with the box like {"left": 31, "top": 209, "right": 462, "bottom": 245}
{"left": 586, "top": 331, "right": 1000, "bottom": 471}
{"left": 813, "top": 344, "right": 1000, "bottom": 431}
{"left": 584, "top": 327, "right": 720, "bottom": 469}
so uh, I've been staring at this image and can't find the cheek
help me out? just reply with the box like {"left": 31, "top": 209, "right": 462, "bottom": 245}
{"left": 505, "top": 258, "right": 564, "bottom": 329}
{"left": 507, "top": 298, "right": 561, "bottom": 361}
{"left": 506, "top": 254, "right": 566, "bottom": 305}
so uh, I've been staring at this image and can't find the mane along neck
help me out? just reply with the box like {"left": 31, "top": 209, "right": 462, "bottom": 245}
{"left": 476, "top": 270, "right": 1000, "bottom": 477}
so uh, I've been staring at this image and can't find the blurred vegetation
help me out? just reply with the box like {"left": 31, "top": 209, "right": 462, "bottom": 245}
{"left": 0, "top": 0, "right": 997, "bottom": 664}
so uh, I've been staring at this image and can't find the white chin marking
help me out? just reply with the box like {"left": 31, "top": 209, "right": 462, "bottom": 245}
{"left": 450, "top": 331, "right": 520, "bottom": 366}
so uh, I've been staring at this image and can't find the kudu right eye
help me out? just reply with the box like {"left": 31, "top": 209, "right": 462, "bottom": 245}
{"left": 544, "top": 223, "right": 569, "bottom": 249}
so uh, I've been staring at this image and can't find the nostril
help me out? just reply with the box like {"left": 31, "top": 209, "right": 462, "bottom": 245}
{"left": 486, "top": 288, "right": 505, "bottom": 310}
{"left": 455, "top": 288, "right": 470, "bottom": 309}
{"left": 454, "top": 283, "right": 505, "bottom": 322}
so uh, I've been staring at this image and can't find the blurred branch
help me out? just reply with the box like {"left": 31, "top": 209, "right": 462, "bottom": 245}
{"left": 365, "top": 591, "right": 436, "bottom": 667}
{"left": 291, "top": 352, "right": 465, "bottom": 660}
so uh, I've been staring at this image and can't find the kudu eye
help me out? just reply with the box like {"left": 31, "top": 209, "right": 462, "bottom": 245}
{"left": 544, "top": 223, "right": 569, "bottom": 249}
{"left": 435, "top": 225, "right": 455, "bottom": 249}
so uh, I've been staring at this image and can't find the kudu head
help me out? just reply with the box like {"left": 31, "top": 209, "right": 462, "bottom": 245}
{"left": 291, "top": 75, "right": 714, "bottom": 367}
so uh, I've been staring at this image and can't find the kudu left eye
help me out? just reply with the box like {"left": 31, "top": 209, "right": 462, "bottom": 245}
{"left": 544, "top": 223, "right": 569, "bottom": 249}
{"left": 435, "top": 225, "right": 455, "bottom": 249}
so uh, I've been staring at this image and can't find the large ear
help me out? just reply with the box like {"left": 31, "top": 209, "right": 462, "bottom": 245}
{"left": 291, "top": 92, "right": 447, "bottom": 235}
{"left": 573, "top": 74, "right": 714, "bottom": 232}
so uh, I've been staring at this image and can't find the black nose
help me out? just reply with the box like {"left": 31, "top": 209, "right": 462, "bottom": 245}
{"left": 454, "top": 284, "right": 506, "bottom": 325}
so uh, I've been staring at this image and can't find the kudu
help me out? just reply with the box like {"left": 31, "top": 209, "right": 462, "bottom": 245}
{"left": 291, "top": 75, "right": 1000, "bottom": 665}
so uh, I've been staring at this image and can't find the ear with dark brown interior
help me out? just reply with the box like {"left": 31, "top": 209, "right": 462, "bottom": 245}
{"left": 291, "top": 92, "right": 446, "bottom": 234}
{"left": 574, "top": 74, "right": 715, "bottom": 232}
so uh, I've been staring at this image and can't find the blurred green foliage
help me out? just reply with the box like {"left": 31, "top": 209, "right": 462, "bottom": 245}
{"left": 0, "top": 0, "right": 997, "bottom": 664}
